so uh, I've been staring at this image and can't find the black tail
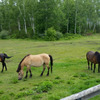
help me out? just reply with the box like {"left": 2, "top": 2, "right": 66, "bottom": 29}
{"left": 4, "top": 53, "right": 12, "bottom": 59}
{"left": 49, "top": 55, "right": 53, "bottom": 73}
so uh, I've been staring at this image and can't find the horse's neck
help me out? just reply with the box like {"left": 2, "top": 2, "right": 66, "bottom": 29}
{"left": 20, "top": 62, "right": 24, "bottom": 70}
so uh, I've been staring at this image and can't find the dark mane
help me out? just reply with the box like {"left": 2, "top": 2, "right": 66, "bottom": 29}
{"left": 16, "top": 54, "right": 30, "bottom": 72}
{"left": 94, "top": 51, "right": 99, "bottom": 56}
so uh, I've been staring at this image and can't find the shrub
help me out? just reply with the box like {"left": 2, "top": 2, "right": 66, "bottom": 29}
{"left": 55, "top": 31, "right": 63, "bottom": 40}
{"left": 45, "top": 27, "right": 63, "bottom": 41}
{"left": 45, "top": 27, "right": 56, "bottom": 41}
{"left": 0, "top": 30, "right": 9, "bottom": 39}
{"left": 36, "top": 81, "right": 53, "bottom": 93}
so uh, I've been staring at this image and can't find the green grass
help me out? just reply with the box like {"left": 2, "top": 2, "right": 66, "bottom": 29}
{"left": 0, "top": 34, "right": 100, "bottom": 100}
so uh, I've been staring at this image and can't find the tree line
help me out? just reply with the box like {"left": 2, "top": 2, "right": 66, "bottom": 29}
{"left": 0, "top": 0, "right": 100, "bottom": 39}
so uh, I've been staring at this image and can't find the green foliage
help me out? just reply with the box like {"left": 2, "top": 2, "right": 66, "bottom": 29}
{"left": 48, "top": 95, "right": 60, "bottom": 100}
{"left": 10, "top": 77, "right": 18, "bottom": 84}
{"left": 32, "top": 95, "right": 42, "bottom": 100}
{"left": 15, "top": 90, "right": 35, "bottom": 99}
{"left": 36, "top": 81, "right": 53, "bottom": 93}
{"left": 0, "top": 90, "right": 4, "bottom": 94}
{"left": 45, "top": 27, "right": 63, "bottom": 41}
{"left": 0, "top": 30, "right": 9, "bottom": 39}
{"left": 45, "top": 27, "right": 57, "bottom": 41}
{"left": 55, "top": 76, "right": 61, "bottom": 79}
{"left": 64, "top": 33, "right": 82, "bottom": 40}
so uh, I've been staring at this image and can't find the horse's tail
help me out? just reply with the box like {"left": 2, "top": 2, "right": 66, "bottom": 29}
{"left": 4, "top": 53, "right": 12, "bottom": 59}
{"left": 49, "top": 55, "right": 53, "bottom": 73}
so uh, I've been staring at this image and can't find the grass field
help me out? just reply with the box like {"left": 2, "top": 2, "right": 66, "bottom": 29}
{"left": 0, "top": 34, "right": 100, "bottom": 100}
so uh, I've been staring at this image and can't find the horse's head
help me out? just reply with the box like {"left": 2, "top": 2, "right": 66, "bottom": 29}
{"left": 17, "top": 70, "right": 24, "bottom": 80}
{"left": 95, "top": 51, "right": 100, "bottom": 63}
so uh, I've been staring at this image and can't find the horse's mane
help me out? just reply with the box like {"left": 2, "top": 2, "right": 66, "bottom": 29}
{"left": 94, "top": 51, "right": 99, "bottom": 56}
{"left": 16, "top": 54, "right": 30, "bottom": 72}
{"left": 94, "top": 51, "right": 100, "bottom": 63}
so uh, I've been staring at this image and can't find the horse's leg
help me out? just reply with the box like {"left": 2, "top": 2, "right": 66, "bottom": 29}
{"left": 91, "top": 63, "right": 93, "bottom": 70}
{"left": 29, "top": 69, "right": 32, "bottom": 78}
{"left": 98, "top": 64, "right": 100, "bottom": 73}
{"left": 24, "top": 70, "right": 28, "bottom": 78}
{"left": 47, "top": 65, "right": 50, "bottom": 76}
{"left": 88, "top": 60, "right": 90, "bottom": 70}
{"left": 1, "top": 62, "right": 4, "bottom": 72}
{"left": 4, "top": 61, "right": 7, "bottom": 71}
{"left": 93, "top": 64, "right": 96, "bottom": 73}
{"left": 40, "top": 64, "right": 45, "bottom": 76}
{"left": 24, "top": 66, "right": 30, "bottom": 78}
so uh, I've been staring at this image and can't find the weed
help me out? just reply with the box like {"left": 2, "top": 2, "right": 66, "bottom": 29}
{"left": 10, "top": 77, "right": 18, "bottom": 84}
{"left": 67, "top": 80, "right": 74, "bottom": 85}
{"left": 0, "top": 90, "right": 4, "bottom": 94}
{"left": 32, "top": 95, "right": 42, "bottom": 100}
{"left": 55, "top": 76, "right": 61, "bottom": 79}
{"left": 53, "top": 80, "right": 60, "bottom": 84}
{"left": 96, "top": 79, "right": 100, "bottom": 83}
{"left": 15, "top": 90, "right": 35, "bottom": 99}
{"left": 0, "top": 81, "right": 3, "bottom": 83}
{"left": 19, "top": 87, "right": 28, "bottom": 91}
{"left": 48, "top": 95, "right": 60, "bottom": 100}
{"left": 9, "top": 92, "right": 15, "bottom": 96}
{"left": 36, "top": 81, "right": 53, "bottom": 93}
{"left": 0, "top": 95, "right": 10, "bottom": 100}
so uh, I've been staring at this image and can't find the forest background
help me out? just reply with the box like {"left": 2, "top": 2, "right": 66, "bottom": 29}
{"left": 0, "top": 0, "right": 100, "bottom": 40}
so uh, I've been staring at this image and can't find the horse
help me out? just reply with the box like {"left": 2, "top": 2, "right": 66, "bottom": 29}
{"left": 86, "top": 51, "right": 100, "bottom": 73}
{"left": 16, "top": 53, "right": 53, "bottom": 80}
{"left": 0, "top": 53, "right": 12, "bottom": 72}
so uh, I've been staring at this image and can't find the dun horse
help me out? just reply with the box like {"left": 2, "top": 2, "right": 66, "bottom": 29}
{"left": 16, "top": 53, "right": 53, "bottom": 80}
{"left": 0, "top": 53, "right": 12, "bottom": 72}
{"left": 86, "top": 51, "right": 100, "bottom": 73}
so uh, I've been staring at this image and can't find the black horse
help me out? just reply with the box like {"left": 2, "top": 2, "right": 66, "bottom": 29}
{"left": 0, "top": 53, "right": 12, "bottom": 72}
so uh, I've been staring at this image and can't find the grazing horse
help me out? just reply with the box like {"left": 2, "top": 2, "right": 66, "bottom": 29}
{"left": 86, "top": 51, "right": 100, "bottom": 73}
{"left": 16, "top": 53, "right": 53, "bottom": 80}
{"left": 0, "top": 53, "right": 12, "bottom": 72}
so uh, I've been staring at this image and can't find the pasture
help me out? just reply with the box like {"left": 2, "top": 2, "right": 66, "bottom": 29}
{"left": 0, "top": 34, "right": 100, "bottom": 100}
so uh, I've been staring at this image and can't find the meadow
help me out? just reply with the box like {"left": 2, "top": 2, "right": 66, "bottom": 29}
{"left": 0, "top": 34, "right": 100, "bottom": 100}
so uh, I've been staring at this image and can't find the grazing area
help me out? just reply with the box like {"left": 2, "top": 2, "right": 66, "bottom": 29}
{"left": 0, "top": 34, "right": 100, "bottom": 100}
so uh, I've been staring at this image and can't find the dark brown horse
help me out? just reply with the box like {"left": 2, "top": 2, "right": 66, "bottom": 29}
{"left": 16, "top": 53, "right": 53, "bottom": 80}
{"left": 0, "top": 53, "right": 12, "bottom": 72}
{"left": 86, "top": 51, "right": 100, "bottom": 73}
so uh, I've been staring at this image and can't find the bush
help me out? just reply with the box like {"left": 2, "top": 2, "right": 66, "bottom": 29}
{"left": 55, "top": 31, "right": 63, "bottom": 40}
{"left": 64, "top": 33, "right": 81, "bottom": 40}
{"left": 45, "top": 27, "right": 56, "bottom": 41}
{"left": 0, "top": 30, "right": 9, "bottom": 39}
{"left": 45, "top": 27, "right": 63, "bottom": 41}
{"left": 36, "top": 81, "right": 53, "bottom": 93}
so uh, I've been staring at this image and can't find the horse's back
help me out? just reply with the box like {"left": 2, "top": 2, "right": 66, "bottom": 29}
{"left": 22, "top": 53, "right": 50, "bottom": 67}
{"left": 86, "top": 51, "right": 94, "bottom": 61}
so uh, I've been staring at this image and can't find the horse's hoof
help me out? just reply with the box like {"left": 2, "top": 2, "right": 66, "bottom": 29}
{"left": 30, "top": 75, "right": 32, "bottom": 78}
{"left": 24, "top": 76, "right": 27, "bottom": 79}
{"left": 40, "top": 74, "right": 43, "bottom": 76}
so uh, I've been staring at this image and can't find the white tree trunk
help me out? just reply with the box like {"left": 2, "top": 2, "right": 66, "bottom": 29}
{"left": 23, "top": 0, "right": 27, "bottom": 34}
{"left": 18, "top": 19, "right": 21, "bottom": 31}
